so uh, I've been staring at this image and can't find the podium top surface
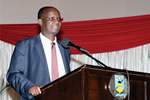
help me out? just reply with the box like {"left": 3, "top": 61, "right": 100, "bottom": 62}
{"left": 41, "top": 64, "right": 150, "bottom": 91}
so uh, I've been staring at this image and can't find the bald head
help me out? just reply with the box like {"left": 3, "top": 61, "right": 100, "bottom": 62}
{"left": 38, "top": 6, "right": 61, "bottom": 19}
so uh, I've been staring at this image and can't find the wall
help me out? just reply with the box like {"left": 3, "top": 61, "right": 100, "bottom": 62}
{"left": 0, "top": 0, "right": 150, "bottom": 24}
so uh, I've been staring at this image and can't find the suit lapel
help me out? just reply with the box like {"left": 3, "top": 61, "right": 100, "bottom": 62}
{"left": 57, "top": 41, "right": 70, "bottom": 74}
{"left": 34, "top": 35, "right": 51, "bottom": 82}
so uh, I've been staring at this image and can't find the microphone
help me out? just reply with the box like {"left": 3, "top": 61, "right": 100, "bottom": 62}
{"left": 61, "top": 38, "right": 108, "bottom": 68}
{"left": 61, "top": 38, "right": 89, "bottom": 53}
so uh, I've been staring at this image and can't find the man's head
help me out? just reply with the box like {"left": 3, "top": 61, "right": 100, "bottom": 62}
{"left": 38, "top": 6, "right": 62, "bottom": 39}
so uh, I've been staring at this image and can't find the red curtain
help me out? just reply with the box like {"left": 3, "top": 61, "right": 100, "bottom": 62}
{"left": 0, "top": 14, "right": 150, "bottom": 54}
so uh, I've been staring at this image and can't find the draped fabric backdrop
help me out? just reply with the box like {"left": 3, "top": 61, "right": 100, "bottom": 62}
{"left": 1, "top": 14, "right": 150, "bottom": 54}
{"left": 1, "top": 14, "right": 150, "bottom": 100}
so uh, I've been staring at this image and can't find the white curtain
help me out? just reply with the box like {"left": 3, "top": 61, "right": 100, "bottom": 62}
{"left": 71, "top": 44, "right": 150, "bottom": 72}
{"left": 1, "top": 40, "right": 150, "bottom": 100}
{"left": 0, "top": 41, "right": 20, "bottom": 100}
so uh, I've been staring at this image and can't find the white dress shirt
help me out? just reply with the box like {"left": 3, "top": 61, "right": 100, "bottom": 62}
{"left": 40, "top": 33, "right": 66, "bottom": 81}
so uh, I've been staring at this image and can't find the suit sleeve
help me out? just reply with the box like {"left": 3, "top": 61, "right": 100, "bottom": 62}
{"left": 6, "top": 40, "right": 35, "bottom": 99}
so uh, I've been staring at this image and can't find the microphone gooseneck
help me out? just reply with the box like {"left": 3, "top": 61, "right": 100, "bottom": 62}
{"left": 61, "top": 38, "right": 108, "bottom": 68}
{"left": 61, "top": 38, "right": 89, "bottom": 53}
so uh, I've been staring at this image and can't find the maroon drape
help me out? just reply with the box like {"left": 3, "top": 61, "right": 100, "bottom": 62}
{"left": 0, "top": 14, "right": 150, "bottom": 54}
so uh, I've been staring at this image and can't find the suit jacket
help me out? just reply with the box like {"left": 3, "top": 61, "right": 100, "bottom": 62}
{"left": 6, "top": 35, "right": 70, "bottom": 100}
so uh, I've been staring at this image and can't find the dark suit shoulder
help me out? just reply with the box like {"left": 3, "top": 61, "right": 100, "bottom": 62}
{"left": 17, "top": 35, "right": 40, "bottom": 47}
{"left": 15, "top": 35, "right": 40, "bottom": 55}
{"left": 17, "top": 35, "right": 39, "bottom": 45}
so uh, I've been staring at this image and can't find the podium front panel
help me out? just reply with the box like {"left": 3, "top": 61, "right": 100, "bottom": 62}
{"left": 35, "top": 65, "right": 150, "bottom": 100}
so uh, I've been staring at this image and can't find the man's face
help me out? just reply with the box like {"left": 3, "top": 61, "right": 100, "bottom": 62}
{"left": 39, "top": 8, "right": 61, "bottom": 36}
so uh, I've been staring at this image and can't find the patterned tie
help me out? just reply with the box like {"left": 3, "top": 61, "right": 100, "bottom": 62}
{"left": 51, "top": 42, "right": 59, "bottom": 81}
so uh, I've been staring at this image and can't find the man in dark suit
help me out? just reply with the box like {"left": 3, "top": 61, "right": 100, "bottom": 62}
{"left": 6, "top": 6, "right": 70, "bottom": 100}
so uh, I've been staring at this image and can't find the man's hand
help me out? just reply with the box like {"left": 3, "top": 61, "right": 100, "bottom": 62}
{"left": 29, "top": 86, "right": 41, "bottom": 96}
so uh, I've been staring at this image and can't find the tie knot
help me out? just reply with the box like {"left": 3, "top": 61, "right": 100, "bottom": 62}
{"left": 51, "top": 42, "right": 55, "bottom": 46}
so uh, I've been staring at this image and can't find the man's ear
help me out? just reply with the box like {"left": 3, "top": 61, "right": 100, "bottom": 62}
{"left": 38, "top": 19, "right": 42, "bottom": 26}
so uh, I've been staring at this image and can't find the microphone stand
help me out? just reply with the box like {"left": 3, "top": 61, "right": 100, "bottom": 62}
{"left": 75, "top": 48, "right": 109, "bottom": 68}
{"left": 61, "top": 38, "right": 108, "bottom": 68}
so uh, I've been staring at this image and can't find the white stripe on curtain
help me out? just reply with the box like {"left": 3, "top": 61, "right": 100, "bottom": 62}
{"left": 0, "top": 40, "right": 150, "bottom": 100}
{"left": 0, "top": 41, "right": 19, "bottom": 100}
{"left": 71, "top": 44, "right": 150, "bottom": 73}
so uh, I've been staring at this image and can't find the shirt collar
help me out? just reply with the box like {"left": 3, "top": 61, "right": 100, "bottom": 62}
{"left": 40, "top": 33, "right": 57, "bottom": 44}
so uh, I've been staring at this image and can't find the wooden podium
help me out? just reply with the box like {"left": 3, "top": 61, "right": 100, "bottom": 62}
{"left": 35, "top": 65, "right": 150, "bottom": 100}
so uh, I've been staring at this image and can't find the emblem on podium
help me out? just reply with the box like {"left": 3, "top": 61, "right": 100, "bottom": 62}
{"left": 108, "top": 74, "right": 129, "bottom": 100}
